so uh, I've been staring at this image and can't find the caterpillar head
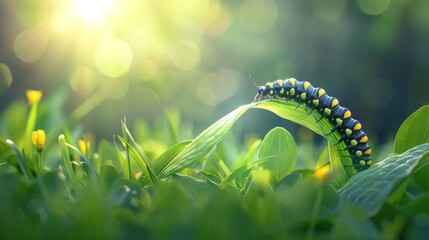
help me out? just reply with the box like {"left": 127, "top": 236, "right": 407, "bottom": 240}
{"left": 257, "top": 86, "right": 265, "bottom": 95}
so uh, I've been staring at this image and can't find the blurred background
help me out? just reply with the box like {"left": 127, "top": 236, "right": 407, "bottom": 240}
{"left": 0, "top": 0, "right": 428, "bottom": 147}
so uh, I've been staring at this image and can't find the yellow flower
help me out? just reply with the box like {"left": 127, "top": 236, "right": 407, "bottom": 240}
{"left": 251, "top": 167, "right": 271, "bottom": 186}
{"left": 26, "top": 90, "right": 43, "bottom": 105}
{"left": 32, "top": 130, "right": 46, "bottom": 153}
{"left": 78, "top": 139, "right": 87, "bottom": 155}
{"left": 315, "top": 165, "right": 331, "bottom": 182}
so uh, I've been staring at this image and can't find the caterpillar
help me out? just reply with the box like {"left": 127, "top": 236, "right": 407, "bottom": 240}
{"left": 253, "top": 77, "right": 372, "bottom": 173}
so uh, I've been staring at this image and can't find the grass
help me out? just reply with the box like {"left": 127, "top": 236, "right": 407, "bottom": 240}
{"left": 0, "top": 90, "right": 429, "bottom": 240}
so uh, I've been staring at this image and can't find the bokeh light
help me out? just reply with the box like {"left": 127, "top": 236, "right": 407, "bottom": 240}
{"left": 312, "top": 0, "right": 346, "bottom": 23}
{"left": 70, "top": 0, "right": 115, "bottom": 25}
{"left": 69, "top": 67, "right": 98, "bottom": 95}
{"left": 410, "top": 0, "right": 429, "bottom": 33}
{"left": 14, "top": 29, "right": 48, "bottom": 63}
{"left": 202, "top": 3, "right": 231, "bottom": 36}
{"left": 0, "top": 63, "right": 13, "bottom": 94}
{"left": 197, "top": 69, "right": 240, "bottom": 106}
{"left": 239, "top": 0, "right": 278, "bottom": 33}
{"left": 94, "top": 38, "right": 133, "bottom": 78}
{"left": 170, "top": 40, "right": 201, "bottom": 71}
{"left": 15, "top": 0, "right": 48, "bottom": 28}
{"left": 357, "top": 0, "right": 391, "bottom": 15}
{"left": 102, "top": 77, "right": 130, "bottom": 99}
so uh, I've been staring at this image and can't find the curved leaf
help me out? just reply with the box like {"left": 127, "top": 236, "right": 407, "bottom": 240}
{"left": 159, "top": 104, "right": 254, "bottom": 178}
{"left": 339, "top": 143, "right": 429, "bottom": 216}
{"left": 394, "top": 105, "right": 429, "bottom": 154}
{"left": 255, "top": 100, "right": 353, "bottom": 183}
{"left": 158, "top": 99, "right": 355, "bottom": 184}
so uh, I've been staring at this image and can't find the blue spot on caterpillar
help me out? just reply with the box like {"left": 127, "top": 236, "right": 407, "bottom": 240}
{"left": 252, "top": 77, "right": 372, "bottom": 174}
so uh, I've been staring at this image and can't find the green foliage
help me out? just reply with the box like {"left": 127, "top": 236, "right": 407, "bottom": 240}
{"left": 1, "top": 91, "right": 429, "bottom": 239}
{"left": 339, "top": 143, "right": 429, "bottom": 216}
{"left": 259, "top": 127, "right": 297, "bottom": 184}
{"left": 394, "top": 105, "right": 429, "bottom": 154}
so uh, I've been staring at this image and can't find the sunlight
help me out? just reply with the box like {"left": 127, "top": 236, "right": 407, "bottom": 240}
{"left": 71, "top": 0, "right": 115, "bottom": 25}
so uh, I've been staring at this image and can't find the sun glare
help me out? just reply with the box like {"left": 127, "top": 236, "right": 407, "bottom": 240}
{"left": 71, "top": 0, "right": 115, "bottom": 25}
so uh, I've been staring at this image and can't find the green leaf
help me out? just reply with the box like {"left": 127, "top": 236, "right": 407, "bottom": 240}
{"left": 394, "top": 105, "right": 429, "bottom": 154}
{"left": 331, "top": 206, "right": 380, "bottom": 240}
{"left": 157, "top": 100, "right": 356, "bottom": 180}
{"left": 328, "top": 143, "right": 349, "bottom": 188}
{"left": 158, "top": 104, "right": 254, "bottom": 178}
{"left": 120, "top": 121, "right": 158, "bottom": 185}
{"left": 153, "top": 140, "right": 191, "bottom": 175}
{"left": 255, "top": 100, "right": 354, "bottom": 180}
{"left": 339, "top": 143, "right": 429, "bottom": 216}
{"left": 64, "top": 142, "right": 98, "bottom": 181}
{"left": 117, "top": 135, "right": 158, "bottom": 185}
{"left": 58, "top": 134, "right": 80, "bottom": 192}
{"left": 259, "top": 127, "right": 297, "bottom": 183}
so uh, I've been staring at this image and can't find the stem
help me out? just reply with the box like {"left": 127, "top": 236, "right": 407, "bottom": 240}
{"left": 58, "top": 134, "right": 80, "bottom": 192}
{"left": 121, "top": 118, "right": 132, "bottom": 180}
{"left": 307, "top": 186, "right": 323, "bottom": 240}
{"left": 38, "top": 152, "right": 44, "bottom": 173}
{"left": 23, "top": 103, "right": 38, "bottom": 147}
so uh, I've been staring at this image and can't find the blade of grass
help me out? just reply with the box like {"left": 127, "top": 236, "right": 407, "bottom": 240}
{"left": 121, "top": 118, "right": 132, "bottom": 180}
{"left": 158, "top": 104, "right": 254, "bottom": 178}
{"left": 6, "top": 139, "right": 32, "bottom": 182}
{"left": 58, "top": 134, "right": 80, "bottom": 192}
{"left": 117, "top": 124, "right": 158, "bottom": 185}
{"left": 65, "top": 142, "right": 98, "bottom": 181}
{"left": 153, "top": 140, "right": 191, "bottom": 174}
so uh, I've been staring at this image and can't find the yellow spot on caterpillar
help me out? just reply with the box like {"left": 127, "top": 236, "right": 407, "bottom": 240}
{"left": 289, "top": 78, "right": 296, "bottom": 86}
{"left": 267, "top": 82, "right": 273, "bottom": 88}
{"left": 318, "top": 88, "right": 326, "bottom": 97}
{"left": 303, "top": 81, "right": 311, "bottom": 90}
{"left": 331, "top": 98, "right": 339, "bottom": 108}
{"left": 276, "top": 79, "right": 283, "bottom": 86}
{"left": 290, "top": 88, "right": 295, "bottom": 96}
{"left": 343, "top": 110, "right": 351, "bottom": 119}
{"left": 300, "top": 93, "right": 307, "bottom": 100}
{"left": 359, "top": 136, "right": 368, "bottom": 143}
{"left": 364, "top": 149, "right": 372, "bottom": 155}
{"left": 353, "top": 123, "right": 362, "bottom": 131}
{"left": 367, "top": 160, "right": 372, "bottom": 165}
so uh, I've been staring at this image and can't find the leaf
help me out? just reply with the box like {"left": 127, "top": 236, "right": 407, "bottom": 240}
{"left": 331, "top": 206, "right": 380, "bottom": 240}
{"left": 328, "top": 143, "right": 349, "bottom": 188}
{"left": 259, "top": 127, "right": 297, "bottom": 183}
{"left": 339, "top": 143, "right": 429, "bottom": 216}
{"left": 153, "top": 140, "right": 191, "bottom": 175}
{"left": 158, "top": 104, "right": 254, "bottom": 178}
{"left": 255, "top": 100, "right": 354, "bottom": 181}
{"left": 156, "top": 99, "right": 356, "bottom": 180}
{"left": 117, "top": 135, "right": 158, "bottom": 185}
{"left": 394, "top": 105, "right": 429, "bottom": 154}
